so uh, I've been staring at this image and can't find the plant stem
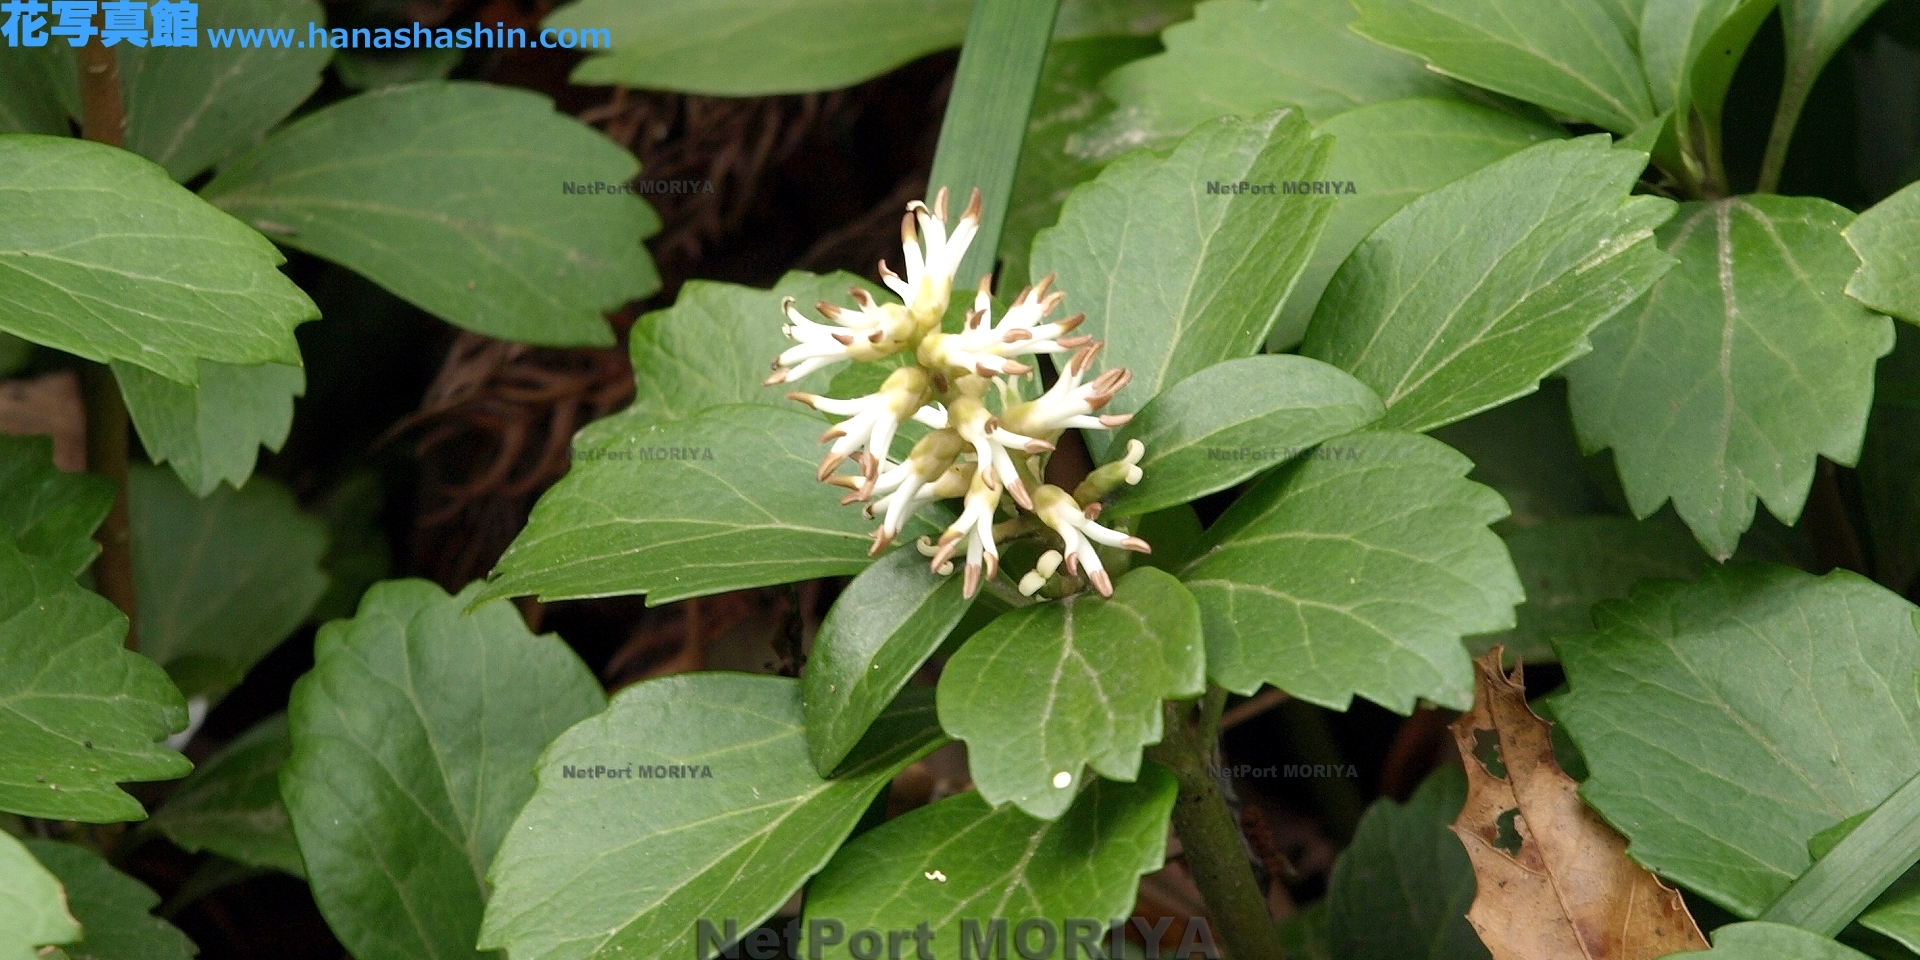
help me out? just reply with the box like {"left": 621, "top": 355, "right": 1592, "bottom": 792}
{"left": 1756, "top": 70, "right": 1814, "bottom": 194}
{"left": 81, "top": 364, "right": 138, "bottom": 648}
{"left": 1149, "top": 687, "right": 1286, "bottom": 960}
{"left": 76, "top": 39, "right": 138, "bottom": 647}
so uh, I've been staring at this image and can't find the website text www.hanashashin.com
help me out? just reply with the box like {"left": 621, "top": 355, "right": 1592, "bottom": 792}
{"left": 0, "top": 0, "right": 609, "bottom": 49}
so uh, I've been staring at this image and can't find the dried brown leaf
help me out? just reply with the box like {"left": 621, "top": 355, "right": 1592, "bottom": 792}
{"left": 1449, "top": 647, "right": 1707, "bottom": 960}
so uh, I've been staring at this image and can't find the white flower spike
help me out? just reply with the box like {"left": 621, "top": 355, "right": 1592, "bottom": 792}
{"left": 775, "top": 190, "right": 1148, "bottom": 600}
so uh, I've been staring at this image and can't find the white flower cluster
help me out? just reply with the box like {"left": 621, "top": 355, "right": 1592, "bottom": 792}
{"left": 769, "top": 189, "right": 1151, "bottom": 598}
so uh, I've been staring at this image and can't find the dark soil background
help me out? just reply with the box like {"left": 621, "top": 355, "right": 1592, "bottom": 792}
{"left": 98, "top": 0, "right": 1920, "bottom": 953}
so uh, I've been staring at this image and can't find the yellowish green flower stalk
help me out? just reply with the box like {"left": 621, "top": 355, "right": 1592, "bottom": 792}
{"left": 769, "top": 188, "right": 1149, "bottom": 599}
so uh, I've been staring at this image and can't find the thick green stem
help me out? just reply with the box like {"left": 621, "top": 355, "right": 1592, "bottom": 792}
{"left": 76, "top": 40, "right": 138, "bottom": 648}
{"left": 1149, "top": 687, "right": 1285, "bottom": 960}
{"left": 1756, "top": 70, "right": 1814, "bottom": 194}
{"left": 925, "top": 0, "right": 1060, "bottom": 288}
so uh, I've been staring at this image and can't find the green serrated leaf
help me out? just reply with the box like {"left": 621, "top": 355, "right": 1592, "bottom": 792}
{"left": 803, "top": 766, "right": 1178, "bottom": 959}
{"left": 0, "top": 831, "right": 78, "bottom": 960}
{"left": 939, "top": 567, "right": 1203, "bottom": 819}
{"left": 483, "top": 404, "right": 908, "bottom": 605}
{"left": 1845, "top": 179, "right": 1920, "bottom": 325}
{"left": 114, "top": 360, "right": 304, "bottom": 497}
{"left": 202, "top": 81, "right": 659, "bottom": 347}
{"left": 1083, "top": 0, "right": 1462, "bottom": 159}
{"left": 1181, "top": 430, "right": 1521, "bottom": 713}
{"left": 0, "top": 537, "right": 190, "bottom": 822}
{"left": 1106, "top": 355, "right": 1384, "bottom": 518}
{"left": 1273, "top": 98, "right": 1565, "bottom": 350}
{"left": 805, "top": 547, "right": 973, "bottom": 776}
{"left": 478, "top": 676, "right": 945, "bottom": 960}
{"left": 1031, "top": 108, "right": 1333, "bottom": 444}
{"left": 1327, "top": 766, "right": 1487, "bottom": 960}
{"left": 1565, "top": 195, "right": 1895, "bottom": 560}
{"left": 130, "top": 465, "right": 328, "bottom": 700}
{"left": 1555, "top": 564, "right": 1920, "bottom": 918}
{"left": 999, "top": 36, "right": 1160, "bottom": 292}
{"left": 119, "top": 0, "right": 330, "bottom": 182}
{"left": 1685, "top": 921, "right": 1876, "bottom": 959}
{"left": 148, "top": 713, "right": 304, "bottom": 878}
{"left": 1351, "top": 0, "right": 1657, "bottom": 134}
{"left": 548, "top": 0, "right": 974, "bottom": 95}
{"left": 0, "top": 135, "right": 315, "bottom": 383}
{"left": 24, "top": 841, "right": 195, "bottom": 960}
{"left": 1300, "top": 136, "right": 1677, "bottom": 434}
{"left": 0, "top": 434, "right": 113, "bottom": 577}
{"left": 629, "top": 272, "right": 881, "bottom": 423}
{"left": 282, "top": 580, "right": 605, "bottom": 960}
{"left": 1477, "top": 515, "right": 1707, "bottom": 662}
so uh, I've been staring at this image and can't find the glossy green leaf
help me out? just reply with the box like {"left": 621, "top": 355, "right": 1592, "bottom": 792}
{"left": 1565, "top": 196, "right": 1895, "bottom": 560}
{"left": 0, "top": 135, "right": 314, "bottom": 383}
{"left": 478, "top": 676, "right": 945, "bottom": 960}
{"left": 118, "top": 0, "right": 329, "bottom": 182}
{"left": 0, "top": 434, "right": 112, "bottom": 577}
{"left": 282, "top": 580, "right": 605, "bottom": 960}
{"left": 203, "top": 81, "right": 659, "bottom": 347}
{"left": 0, "top": 832, "right": 77, "bottom": 960}
{"left": 1273, "top": 98, "right": 1564, "bottom": 350}
{"left": 803, "top": 766, "right": 1178, "bottom": 959}
{"left": 1845, "top": 179, "right": 1920, "bottom": 325}
{"left": 999, "top": 36, "right": 1159, "bottom": 292}
{"left": 1683, "top": 922, "right": 1874, "bottom": 959}
{"left": 1326, "top": 766, "right": 1487, "bottom": 960}
{"left": 1351, "top": 0, "right": 1657, "bottom": 134}
{"left": 482, "top": 404, "right": 903, "bottom": 605}
{"left": 0, "top": 537, "right": 190, "bottom": 822}
{"left": 148, "top": 713, "right": 304, "bottom": 878}
{"left": 1555, "top": 565, "right": 1920, "bottom": 918}
{"left": 547, "top": 0, "right": 974, "bottom": 95}
{"left": 23, "top": 841, "right": 195, "bottom": 960}
{"left": 114, "top": 360, "right": 304, "bottom": 497}
{"left": 1181, "top": 430, "right": 1521, "bottom": 713}
{"left": 1106, "top": 355, "right": 1384, "bottom": 518}
{"left": 1641, "top": 0, "right": 1774, "bottom": 186}
{"left": 1030, "top": 109, "right": 1333, "bottom": 436}
{"left": 1479, "top": 515, "right": 1707, "bottom": 662}
{"left": 1300, "top": 136, "right": 1676, "bottom": 434}
{"left": 1084, "top": 0, "right": 1461, "bottom": 159}
{"left": 939, "top": 567, "right": 1204, "bottom": 819}
{"left": 628, "top": 272, "right": 881, "bottom": 423}
{"left": 130, "top": 465, "right": 328, "bottom": 700}
{"left": 805, "top": 547, "right": 973, "bottom": 776}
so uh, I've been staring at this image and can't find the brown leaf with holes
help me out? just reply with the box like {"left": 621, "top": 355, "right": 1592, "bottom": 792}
{"left": 1450, "top": 648, "right": 1707, "bottom": 960}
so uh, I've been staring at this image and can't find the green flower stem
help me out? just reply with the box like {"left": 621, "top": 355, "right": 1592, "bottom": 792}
{"left": 925, "top": 0, "right": 1060, "bottom": 288}
{"left": 1762, "top": 766, "right": 1920, "bottom": 936}
{"left": 77, "top": 39, "right": 139, "bottom": 649}
{"left": 1149, "top": 687, "right": 1287, "bottom": 960}
{"left": 1756, "top": 68, "right": 1815, "bottom": 194}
